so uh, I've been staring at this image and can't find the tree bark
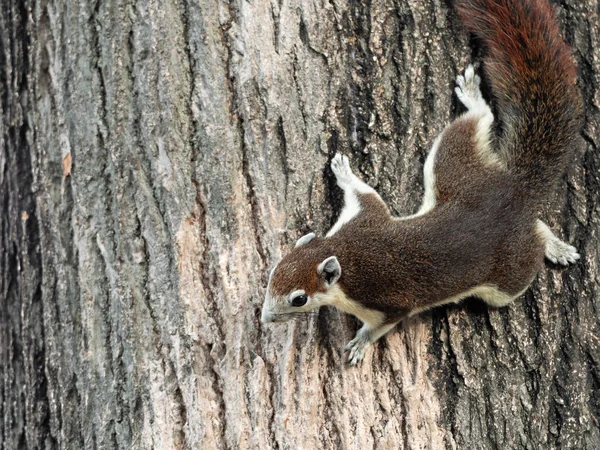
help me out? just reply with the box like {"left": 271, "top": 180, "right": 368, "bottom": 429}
{"left": 1, "top": 0, "right": 599, "bottom": 448}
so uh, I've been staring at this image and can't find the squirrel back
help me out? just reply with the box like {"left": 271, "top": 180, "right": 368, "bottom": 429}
{"left": 456, "top": 0, "right": 583, "bottom": 200}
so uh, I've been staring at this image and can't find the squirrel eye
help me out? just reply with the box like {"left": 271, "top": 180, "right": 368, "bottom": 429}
{"left": 291, "top": 294, "right": 308, "bottom": 307}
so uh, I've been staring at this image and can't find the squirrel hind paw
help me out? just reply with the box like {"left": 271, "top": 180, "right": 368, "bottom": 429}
{"left": 464, "top": 63, "right": 479, "bottom": 85}
{"left": 545, "top": 236, "right": 580, "bottom": 266}
{"left": 455, "top": 64, "right": 485, "bottom": 111}
{"left": 456, "top": 64, "right": 480, "bottom": 87}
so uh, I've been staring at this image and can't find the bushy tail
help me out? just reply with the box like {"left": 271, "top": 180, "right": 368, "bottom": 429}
{"left": 456, "top": 0, "right": 582, "bottom": 195}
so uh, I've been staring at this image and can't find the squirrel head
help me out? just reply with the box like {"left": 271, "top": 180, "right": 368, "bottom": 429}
{"left": 261, "top": 233, "right": 342, "bottom": 324}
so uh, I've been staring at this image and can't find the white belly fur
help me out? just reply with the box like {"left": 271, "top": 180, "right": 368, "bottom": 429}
{"left": 409, "top": 284, "right": 525, "bottom": 317}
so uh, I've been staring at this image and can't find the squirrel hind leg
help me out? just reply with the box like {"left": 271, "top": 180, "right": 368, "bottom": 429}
{"left": 536, "top": 220, "right": 581, "bottom": 266}
{"left": 454, "top": 65, "right": 505, "bottom": 170}
{"left": 455, "top": 64, "right": 487, "bottom": 113}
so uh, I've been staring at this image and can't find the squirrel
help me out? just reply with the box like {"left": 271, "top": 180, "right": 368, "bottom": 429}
{"left": 261, "top": 0, "right": 583, "bottom": 365}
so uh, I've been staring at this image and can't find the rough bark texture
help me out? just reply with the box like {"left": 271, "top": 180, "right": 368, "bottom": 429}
{"left": 1, "top": 0, "right": 599, "bottom": 448}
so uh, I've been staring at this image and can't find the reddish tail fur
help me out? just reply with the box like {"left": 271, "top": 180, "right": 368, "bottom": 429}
{"left": 456, "top": 0, "right": 582, "bottom": 196}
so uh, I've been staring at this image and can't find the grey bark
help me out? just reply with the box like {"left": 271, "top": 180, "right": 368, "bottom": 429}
{"left": 1, "top": 0, "right": 599, "bottom": 448}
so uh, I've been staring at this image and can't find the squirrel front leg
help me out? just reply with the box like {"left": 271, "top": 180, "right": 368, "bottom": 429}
{"left": 345, "top": 321, "right": 400, "bottom": 366}
{"left": 327, "top": 153, "right": 389, "bottom": 236}
{"left": 326, "top": 154, "right": 398, "bottom": 364}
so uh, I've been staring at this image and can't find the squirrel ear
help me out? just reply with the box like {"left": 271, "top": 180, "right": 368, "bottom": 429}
{"left": 318, "top": 256, "right": 341, "bottom": 285}
{"left": 295, "top": 232, "right": 316, "bottom": 248}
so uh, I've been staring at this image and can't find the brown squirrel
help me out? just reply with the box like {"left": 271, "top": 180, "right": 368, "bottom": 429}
{"left": 261, "top": 0, "right": 583, "bottom": 365}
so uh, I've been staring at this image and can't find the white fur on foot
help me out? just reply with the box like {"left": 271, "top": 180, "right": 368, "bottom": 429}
{"left": 537, "top": 220, "right": 580, "bottom": 266}
{"left": 455, "top": 64, "right": 486, "bottom": 111}
{"left": 344, "top": 330, "right": 371, "bottom": 366}
{"left": 331, "top": 153, "right": 354, "bottom": 188}
{"left": 330, "top": 153, "right": 374, "bottom": 194}
{"left": 455, "top": 65, "right": 502, "bottom": 169}
{"left": 545, "top": 236, "right": 580, "bottom": 266}
{"left": 327, "top": 153, "right": 377, "bottom": 237}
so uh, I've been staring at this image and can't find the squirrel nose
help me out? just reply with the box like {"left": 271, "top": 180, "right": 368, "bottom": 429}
{"left": 261, "top": 294, "right": 275, "bottom": 324}
{"left": 261, "top": 309, "right": 274, "bottom": 324}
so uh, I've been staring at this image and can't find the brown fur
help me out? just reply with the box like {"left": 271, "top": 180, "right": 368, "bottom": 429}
{"left": 324, "top": 120, "right": 544, "bottom": 323}
{"left": 268, "top": 0, "right": 580, "bottom": 327}
{"left": 456, "top": 0, "right": 583, "bottom": 196}
{"left": 434, "top": 117, "right": 499, "bottom": 204}
{"left": 270, "top": 239, "right": 332, "bottom": 296}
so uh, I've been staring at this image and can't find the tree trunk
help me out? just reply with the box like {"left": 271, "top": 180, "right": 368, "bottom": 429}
{"left": 1, "top": 0, "right": 599, "bottom": 448}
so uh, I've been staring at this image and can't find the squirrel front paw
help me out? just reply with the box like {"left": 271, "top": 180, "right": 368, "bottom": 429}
{"left": 344, "top": 330, "right": 371, "bottom": 366}
{"left": 331, "top": 153, "right": 354, "bottom": 188}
